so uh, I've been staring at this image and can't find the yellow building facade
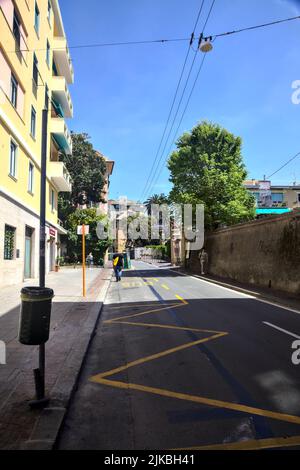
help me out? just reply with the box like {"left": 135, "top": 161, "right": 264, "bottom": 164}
{"left": 0, "top": 0, "right": 73, "bottom": 286}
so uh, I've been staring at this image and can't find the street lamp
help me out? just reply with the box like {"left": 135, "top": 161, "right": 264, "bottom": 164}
{"left": 199, "top": 36, "right": 213, "bottom": 53}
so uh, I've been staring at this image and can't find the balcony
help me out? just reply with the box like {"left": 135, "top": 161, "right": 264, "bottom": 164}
{"left": 51, "top": 76, "right": 73, "bottom": 118}
{"left": 53, "top": 36, "right": 74, "bottom": 84}
{"left": 50, "top": 117, "right": 72, "bottom": 156}
{"left": 49, "top": 161, "right": 72, "bottom": 192}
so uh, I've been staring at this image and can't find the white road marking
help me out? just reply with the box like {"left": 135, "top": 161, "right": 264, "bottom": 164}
{"left": 133, "top": 261, "right": 300, "bottom": 316}
{"left": 263, "top": 322, "right": 300, "bottom": 339}
{"left": 166, "top": 268, "right": 300, "bottom": 315}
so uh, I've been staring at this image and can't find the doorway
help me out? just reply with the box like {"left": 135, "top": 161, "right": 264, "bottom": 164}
{"left": 24, "top": 226, "right": 34, "bottom": 279}
{"left": 49, "top": 238, "right": 55, "bottom": 271}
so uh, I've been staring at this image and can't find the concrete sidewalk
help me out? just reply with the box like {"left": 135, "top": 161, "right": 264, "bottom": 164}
{"left": 0, "top": 267, "right": 112, "bottom": 450}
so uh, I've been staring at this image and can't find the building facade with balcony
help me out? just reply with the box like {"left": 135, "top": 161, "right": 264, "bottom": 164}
{"left": 0, "top": 0, "right": 73, "bottom": 286}
{"left": 244, "top": 179, "right": 300, "bottom": 217}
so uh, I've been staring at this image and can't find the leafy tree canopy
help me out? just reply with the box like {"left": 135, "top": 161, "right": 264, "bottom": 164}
{"left": 167, "top": 121, "right": 255, "bottom": 229}
{"left": 144, "top": 193, "right": 169, "bottom": 215}
{"left": 59, "top": 133, "right": 107, "bottom": 221}
{"left": 65, "top": 207, "right": 110, "bottom": 265}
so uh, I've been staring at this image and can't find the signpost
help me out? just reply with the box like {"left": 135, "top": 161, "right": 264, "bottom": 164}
{"left": 77, "top": 225, "right": 89, "bottom": 297}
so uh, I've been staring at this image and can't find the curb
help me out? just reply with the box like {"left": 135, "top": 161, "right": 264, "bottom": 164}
{"left": 176, "top": 270, "right": 300, "bottom": 314}
{"left": 22, "top": 272, "right": 112, "bottom": 450}
{"left": 140, "top": 260, "right": 300, "bottom": 313}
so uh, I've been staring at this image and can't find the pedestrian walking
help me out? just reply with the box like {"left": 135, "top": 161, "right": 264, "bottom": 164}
{"left": 199, "top": 248, "right": 208, "bottom": 275}
{"left": 86, "top": 252, "right": 93, "bottom": 269}
{"left": 113, "top": 253, "right": 124, "bottom": 282}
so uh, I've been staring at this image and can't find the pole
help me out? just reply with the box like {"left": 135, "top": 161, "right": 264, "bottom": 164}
{"left": 39, "top": 108, "right": 48, "bottom": 289}
{"left": 30, "top": 105, "right": 49, "bottom": 408}
{"left": 82, "top": 224, "right": 86, "bottom": 297}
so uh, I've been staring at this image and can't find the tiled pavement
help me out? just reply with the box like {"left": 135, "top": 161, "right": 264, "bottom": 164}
{"left": 0, "top": 267, "right": 111, "bottom": 450}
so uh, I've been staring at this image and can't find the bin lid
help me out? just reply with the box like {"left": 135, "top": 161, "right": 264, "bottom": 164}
{"left": 21, "top": 286, "right": 54, "bottom": 299}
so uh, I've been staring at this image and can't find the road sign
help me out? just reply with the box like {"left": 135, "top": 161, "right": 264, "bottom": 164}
{"left": 77, "top": 225, "right": 89, "bottom": 235}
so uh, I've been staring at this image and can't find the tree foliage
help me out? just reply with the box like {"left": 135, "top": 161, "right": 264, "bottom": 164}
{"left": 144, "top": 193, "right": 169, "bottom": 215}
{"left": 65, "top": 208, "right": 110, "bottom": 265}
{"left": 167, "top": 121, "right": 255, "bottom": 229}
{"left": 59, "top": 133, "right": 106, "bottom": 222}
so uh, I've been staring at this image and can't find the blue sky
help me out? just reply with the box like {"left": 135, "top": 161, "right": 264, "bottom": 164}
{"left": 60, "top": 0, "right": 300, "bottom": 200}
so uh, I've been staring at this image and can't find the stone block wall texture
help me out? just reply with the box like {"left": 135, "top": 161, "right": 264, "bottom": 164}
{"left": 187, "top": 211, "right": 300, "bottom": 295}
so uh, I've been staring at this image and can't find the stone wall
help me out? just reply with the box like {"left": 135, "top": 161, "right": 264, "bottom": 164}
{"left": 187, "top": 211, "right": 300, "bottom": 295}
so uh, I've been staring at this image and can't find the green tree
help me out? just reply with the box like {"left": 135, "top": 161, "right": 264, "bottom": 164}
{"left": 144, "top": 193, "right": 169, "bottom": 215}
{"left": 143, "top": 193, "right": 171, "bottom": 245}
{"left": 65, "top": 208, "right": 110, "bottom": 265}
{"left": 59, "top": 133, "right": 106, "bottom": 222}
{"left": 167, "top": 121, "right": 255, "bottom": 229}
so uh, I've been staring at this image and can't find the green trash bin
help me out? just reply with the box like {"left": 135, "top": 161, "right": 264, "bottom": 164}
{"left": 123, "top": 252, "right": 131, "bottom": 269}
{"left": 19, "top": 287, "right": 54, "bottom": 346}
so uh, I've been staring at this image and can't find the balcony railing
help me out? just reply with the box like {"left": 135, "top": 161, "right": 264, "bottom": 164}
{"left": 51, "top": 76, "right": 73, "bottom": 118}
{"left": 53, "top": 36, "right": 74, "bottom": 84}
{"left": 50, "top": 117, "right": 72, "bottom": 155}
{"left": 49, "top": 161, "right": 72, "bottom": 193}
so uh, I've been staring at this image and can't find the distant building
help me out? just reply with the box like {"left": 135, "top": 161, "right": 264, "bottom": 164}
{"left": 108, "top": 199, "right": 145, "bottom": 253}
{"left": 244, "top": 180, "right": 300, "bottom": 217}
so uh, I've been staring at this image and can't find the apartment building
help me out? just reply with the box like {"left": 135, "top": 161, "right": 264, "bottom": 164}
{"left": 108, "top": 199, "right": 146, "bottom": 253}
{"left": 244, "top": 179, "right": 300, "bottom": 216}
{"left": 0, "top": 0, "right": 73, "bottom": 286}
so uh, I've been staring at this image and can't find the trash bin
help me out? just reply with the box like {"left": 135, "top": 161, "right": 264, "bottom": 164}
{"left": 19, "top": 287, "right": 54, "bottom": 346}
{"left": 123, "top": 252, "right": 131, "bottom": 269}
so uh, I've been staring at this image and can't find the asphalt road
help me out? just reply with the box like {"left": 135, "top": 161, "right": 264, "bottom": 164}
{"left": 57, "top": 261, "right": 300, "bottom": 450}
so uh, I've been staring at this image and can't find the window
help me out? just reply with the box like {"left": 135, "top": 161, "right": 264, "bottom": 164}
{"left": 51, "top": 189, "right": 55, "bottom": 212}
{"left": 4, "top": 225, "right": 16, "bottom": 260}
{"left": 34, "top": 2, "right": 40, "bottom": 34}
{"left": 33, "top": 54, "right": 38, "bottom": 85}
{"left": 28, "top": 162, "right": 34, "bottom": 193}
{"left": 46, "top": 40, "right": 50, "bottom": 66}
{"left": 32, "top": 53, "right": 38, "bottom": 96}
{"left": 271, "top": 193, "right": 284, "bottom": 203}
{"left": 13, "top": 10, "right": 21, "bottom": 50}
{"left": 298, "top": 193, "right": 300, "bottom": 203}
{"left": 10, "top": 73, "right": 18, "bottom": 108}
{"left": 30, "top": 106, "right": 36, "bottom": 138}
{"left": 9, "top": 141, "right": 17, "bottom": 178}
{"left": 47, "top": 0, "right": 52, "bottom": 23}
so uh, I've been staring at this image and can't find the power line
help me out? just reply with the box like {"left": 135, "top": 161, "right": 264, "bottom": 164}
{"left": 146, "top": 12, "right": 300, "bottom": 197}
{"left": 207, "top": 14, "right": 300, "bottom": 40}
{"left": 267, "top": 151, "right": 300, "bottom": 179}
{"left": 7, "top": 37, "right": 191, "bottom": 54}
{"left": 140, "top": 0, "right": 206, "bottom": 202}
{"left": 149, "top": 55, "right": 207, "bottom": 195}
{"left": 8, "top": 14, "right": 300, "bottom": 55}
{"left": 144, "top": 0, "right": 216, "bottom": 199}
{"left": 143, "top": 50, "right": 199, "bottom": 199}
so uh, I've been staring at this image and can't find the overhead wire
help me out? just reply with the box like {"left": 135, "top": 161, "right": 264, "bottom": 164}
{"left": 144, "top": 0, "right": 216, "bottom": 198}
{"left": 139, "top": 0, "right": 206, "bottom": 201}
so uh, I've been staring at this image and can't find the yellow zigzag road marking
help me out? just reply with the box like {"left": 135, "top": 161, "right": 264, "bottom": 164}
{"left": 91, "top": 285, "right": 300, "bottom": 447}
{"left": 110, "top": 321, "right": 224, "bottom": 335}
{"left": 104, "top": 302, "right": 184, "bottom": 323}
{"left": 90, "top": 377, "right": 300, "bottom": 426}
{"left": 161, "top": 284, "right": 170, "bottom": 290}
{"left": 91, "top": 332, "right": 227, "bottom": 380}
{"left": 108, "top": 303, "right": 167, "bottom": 310}
{"left": 172, "top": 435, "right": 300, "bottom": 450}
